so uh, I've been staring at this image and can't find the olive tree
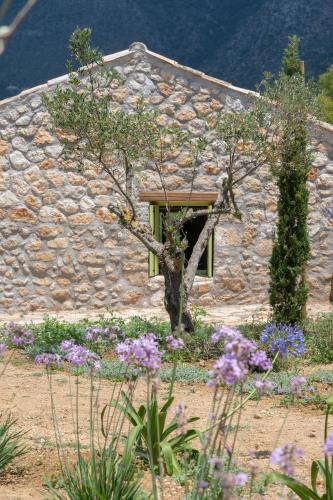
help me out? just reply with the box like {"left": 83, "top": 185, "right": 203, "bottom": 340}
{"left": 43, "top": 28, "right": 273, "bottom": 332}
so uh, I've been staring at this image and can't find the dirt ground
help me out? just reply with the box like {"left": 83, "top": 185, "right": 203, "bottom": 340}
{"left": 0, "top": 352, "right": 331, "bottom": 499}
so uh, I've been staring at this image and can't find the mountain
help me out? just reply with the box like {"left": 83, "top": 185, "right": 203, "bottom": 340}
{"left": 0, "top": 0, "right": 332, "bottom": 99}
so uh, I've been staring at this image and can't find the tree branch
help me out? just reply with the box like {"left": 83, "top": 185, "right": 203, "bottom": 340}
{"left": 0, "top": 0, "right": 38, "bottom": 54}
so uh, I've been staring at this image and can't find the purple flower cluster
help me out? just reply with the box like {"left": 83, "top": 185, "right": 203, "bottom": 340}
{"left": 0, "top": 343, "right": 6, "bottom": 357}
{"left": 85, "top": 326, "right": 111, "bottom": 342}
{"left": 290, "top": 376, "right": 307, "bottom": 396}
{"left": 323, "top": 201, "right": 333, "bottom": 219}
{"left": 165, "top": 335, "right": 185, "bottom": 351}
{"left": 6, "top": 323, "right": 34, "bottom": 347}
{"left": 60, "top": 340, "right": 101, "bottom": 371}
{"left": 208, "top": 327, "right": 272, "bottom": 387}
{"left": 271, "top": 444, "right": 303, "bottom": 476}
{"left": 35, "top": 353, "right": 62, "bottom": 368}
{"left": 254, "top": 378, "right": 273, "bottom": 396}
{"left": 323, "top": 434, "right": 333, "bottom": 456}
{"left": 116, "top": 333, "right": 163, "bottom": 374}
{"left": 208, "top": 457, "right": 248, "bottom": 486}
{"left": 260, "top": 323, "right": 305, "bottom": 358}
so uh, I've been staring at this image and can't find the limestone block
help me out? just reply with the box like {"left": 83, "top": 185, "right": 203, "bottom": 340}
{"left": 9, "top": 207, "right": 36, "bottom": 223}
{"left": 175, "top": 106, "right": 196, "bottom": 122}
{"left": 39, "top": 159, "right": 55, "bottom": 170}
{"left": 9, "top": 151, "right": 29, "bottom": 170}
{"left": 0, "top": 140, "right": 8, "bottom": 156}
{"left": 158, "top": 83, "right": 173, "bottom": 96}
{"left": 40, "top": 206, "right": 66, "bottom": 223}
{"left": 0, "top": 191, "right": 19, "bottom": 207}
{"left": 34, "top": 128, "right": 54, "bottom": 145}
{"left": 51, "top": 289, "right": 71, "bottom": 302}
{"left": 24, "top": 194, "right": 42, "bottom": 210}
{"left": 79, "top": 251, "right": 107, "bottom": 266}
{"left": 47, "top": 238, "right": 69, "bottom": 249}
{"left": 68, "top": 213, "right": 94, "bottom": 225}
{"left": 57, "top": 199, "right": 79, "bottom": 214}
{"left": 255, "top": 239, "right": 272, "bottom": 257}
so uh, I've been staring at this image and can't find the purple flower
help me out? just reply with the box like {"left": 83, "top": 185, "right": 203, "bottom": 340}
{"left": 196, "top": 480, "right": 209, "bottom": 491}
{"left": 208, "top": 327, "right": 272, "bottom": 387}
{"left": 323, "top": 434, "right": 333, "bottom": 456}
{"left": 6, "top": 323, "right": 34, "bottom": 347}
{"left": 249, "top": 350, "right": 272, "bottom": 371}
{"left": 221, "top": 472, "right": 248, "bottom": 491}
{"left": 271, "top": 444, "right": 303, "bottom": 476}
{"left": 260, "top": 324, "right": 305, "bottom": 358}
{"left": 211, "top": 326, "right": 240, "bottom": 344}
{"left": 35, "top": 353, "right": 62, "bottom": 368}
{"left": 165, "top": 335, "right": 185, "bottom": 351}
{"left": 85, "top": 327, "right": 111, "bottom": 342}
{"left": 59, "top": 340, "right": 76, "bottom": 353}
{"left": 290, "top": 376, "right": 307, "bottom": 396}
{"left": 174, "top": 404, "right": 188, "bottom": 435}
{"left": 65, "top": 345, "right": 101, "bottom": 371}
{"left": 208, "top": 354, "right": 248, "bottom": 387}
{"left": 254, "top": 378, "right": 273, "bottom": 396}
{"left": 234, "top": 472, "right": 248, "bottom": 486}
{"left": 116, "top": 333, "right": 162, "bottom": 374}
{"left": 322, "top": 202, "right": 333, "bottom": 219}
{"left": 208, "top": 456, "right": 224, "bottom": 479}
{"left": 0, "top": 343, "right": 6, "bottom": 357}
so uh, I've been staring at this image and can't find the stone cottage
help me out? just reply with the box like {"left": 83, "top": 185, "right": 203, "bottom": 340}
{"left": 0, "top": 42, "right": 332, "bottom": 314}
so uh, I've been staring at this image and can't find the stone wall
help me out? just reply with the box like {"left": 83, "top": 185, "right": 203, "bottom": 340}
{"left": 0, "top": 43, "right": 332, "bottom": 313}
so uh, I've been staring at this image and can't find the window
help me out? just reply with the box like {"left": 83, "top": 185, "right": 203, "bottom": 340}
{"left": 148, "top": 202, "right": 213, "bottom": 278}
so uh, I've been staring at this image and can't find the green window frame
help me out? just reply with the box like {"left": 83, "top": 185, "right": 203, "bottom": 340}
{"left": 149, "top": 202, "right": 213, "bottom": 278}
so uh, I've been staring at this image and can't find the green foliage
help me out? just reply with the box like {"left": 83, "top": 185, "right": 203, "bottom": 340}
{"left": 318, "top": 65, "right": 333, "bottom": 124}
{"left": 303, "top": 313, "right": 333, "bottom": 363}
{"left": 265, "top": 43, "right": 317, "bottom": 323}
{"left": 29, "top": 316, "right": 86, "bottom": 354}
{"left": 282, "top": 35, "right": 303, "bottom": 77}
{"left": 49, "top": 440, "right": 147, "bottom": 499}
{"left": 111, "top": 391, "right": 199, "bottom": 476}
{"left": 0, "top": 414, "right": 26, "bottom": 472}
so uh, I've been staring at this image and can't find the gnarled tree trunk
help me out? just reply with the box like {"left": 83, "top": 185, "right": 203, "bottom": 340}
{"left": 160, "top": 262, "right": 194, "bottom": 333}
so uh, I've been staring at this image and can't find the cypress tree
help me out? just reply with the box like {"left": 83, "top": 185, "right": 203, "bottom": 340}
{"left": 269, "top": 36, "right": 311, "bottom": 324}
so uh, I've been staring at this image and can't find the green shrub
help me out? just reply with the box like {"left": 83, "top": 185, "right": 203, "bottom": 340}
{"left": 303, "top": 313, "right": 333, "bottom": 363}
{"left": 0, "top": 415, "right": 26, "bottom": 472}
{"left": 30, "top": 316, "right": 87, "bottom": 354}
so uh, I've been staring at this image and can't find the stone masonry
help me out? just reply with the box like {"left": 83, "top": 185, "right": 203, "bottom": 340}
{"left": 0, "top": 42, "right": 332, "bottom": 313}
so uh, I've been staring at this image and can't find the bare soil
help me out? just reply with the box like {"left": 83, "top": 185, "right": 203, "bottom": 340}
{"left": 0, "top": 352, "right": 331, "bottom": 499}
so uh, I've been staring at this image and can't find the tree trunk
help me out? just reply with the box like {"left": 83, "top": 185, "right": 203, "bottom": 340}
{"left": 161, "top": 264, "right": 194, "bottom": 333}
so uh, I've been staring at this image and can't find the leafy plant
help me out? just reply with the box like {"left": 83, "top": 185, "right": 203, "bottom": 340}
{"left": 0, "top": 414, "right": 26, "bottom": 472}
{"left": 49, "top": 433, "right": 147, "bottom": 499}
{"left": 111, "top": 392, "right": 199, "bottom": 476}
{"left": 266, "top": 395, "right": 333, "bottom": 499}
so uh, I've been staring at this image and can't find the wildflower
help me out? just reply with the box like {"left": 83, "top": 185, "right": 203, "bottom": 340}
{"left": 165, "top": 335, "right": 185, "bottom": 351}
{"left": 260, "top": 323, "right": 305, "bottom": 358}
{"left": 35, "top": 353, "right": 62, "bottom": 368}
{"left": 59, "top": 340, "right": 76, "bottom": 353}
{"left": 116, "top": 333, "right": 162, "bottom": 374}
{"left": 271, "top": 444, "right": 303, "bottom": 476}
{"left": 323, "top": 434, "right": 333, "bottom": 456}
{"left": 6, "top": 323, "right": 34, "bottom": 347}
{"left": 174, "top": 404, "right": 188, "bottom": 435}
{"left": 211, "top": 326, "right": 240, "bottom": 344}
{"left": 208, "top": 456, "right": 224, "bottom": 479}
{"left": 254, "top": 378, "right": 273, "bottom": 396}
{"left": 196, "top": 480, "right": 209, "bottom": 491}
{"left": 0, "top": 343, "right": 6, "bottom": 357}
{"left": 290, "top": 376, "right": 307, "bottom": 396}
{"left": 220, "top": 472, "right": 248, "bottom": 500}
{"left": 208, "top": 354, "right": 247, "bottom": 387}
{"left": 249, "top": 350, "right": 272, "bottom": 371}
{"left": 85, "top": 326, "right": 110, "bottom": 342}
{"left": 65, "top": 345, "right": 101, "bottom": 371}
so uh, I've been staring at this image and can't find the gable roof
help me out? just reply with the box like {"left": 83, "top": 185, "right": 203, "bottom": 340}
{"left": 1, "top": 41, "right": 333, "bottom": 139}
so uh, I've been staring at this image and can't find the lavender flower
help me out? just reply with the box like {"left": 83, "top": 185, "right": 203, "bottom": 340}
{"left": 6, "top": 323, "right": 34, "bottom": 347}
{"left": 271, "top": 444, "right": 303, "bottom": 475}
{"left": 196, "top": 480, "right": 209, "bottom": 491}
{"left": 85, "top": 326, "right": 110, "bottom": 342}
{"left": 323, "top": 434, "right": 333, "bottom": 456}
{"left": 254, "top": 378, "right": 273, "bottom": 396}
{"left": 208, "top": 327, "right": 273, "bottom": 387}
{"left": 208, "top": 354, "right": 247, "bottom": 387}
{"left": 260, "top": 323, "right": 305, "bottom": 358}
{"left": 290, "top": 376, "right": 307, "bottom": 396}
{"left": 174, "top": 404, "right": 188, "bottom": 435}
{"left": 59, "top": 340, "right": 76, "bottom": 353}
{"left": 0, "top": 343, "right": 6, "bottom": 357}
{"left": 165, "top": 335, "right": 185, "bottom": 351}
{"left": 322, "top": 202, "right": 333, "bottom": 219}
{"left": 35, "top": 353, "right": 62, "bottom": 368}
{"left": 249, "top": 350, "right": 272, "bottom": 371}
{"left": 116, "top": 333, "right": 162, "bottom": 374}
{"left": 208, "top": 456, "right": 224, "bottom": 479}
{"left": 65, "top": 345, "right": 101, "bottom": 371}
